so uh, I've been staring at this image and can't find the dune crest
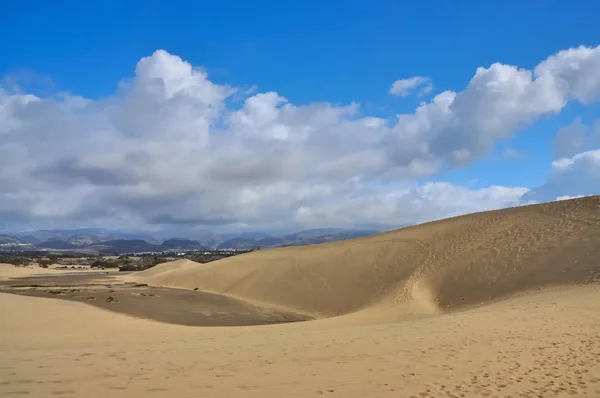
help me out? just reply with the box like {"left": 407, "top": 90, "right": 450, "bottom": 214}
{"left": 132, "top": 196, "right": 600, "bottom": 320}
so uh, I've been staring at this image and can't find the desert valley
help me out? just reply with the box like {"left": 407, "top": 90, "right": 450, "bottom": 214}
{"left": 1, "top": 196, "right": 599, "bottom": 397}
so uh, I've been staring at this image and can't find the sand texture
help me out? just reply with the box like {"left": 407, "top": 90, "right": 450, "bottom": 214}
{"left": 0, "top": 273, "right": 311, "bottom": 326}
{"left": 2, "top": 286, "right": 600, "bottom": 397}
{"left": 1, "top": 196, "right": 600, "bottom": 397}
{"left": 131, "top": 197, "right": 600, "bottom": 320}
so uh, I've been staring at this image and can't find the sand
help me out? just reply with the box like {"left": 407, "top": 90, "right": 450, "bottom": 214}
{"left": 0, "top": 273, "right": 311, "bottom": 326}
{"left": 0, "top": 263, "right": 118, "bottom": 280}
{"left": 1, "top": 196, "right": 600, "bottom": 397}
{"left": 2, "top": 287, "right": 600, "bottom": 397}
{"left": 130, "top": 196, "right": 600, "bottom": 320}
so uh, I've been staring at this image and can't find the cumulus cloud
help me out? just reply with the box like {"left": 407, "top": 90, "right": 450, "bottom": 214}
{"left": 522, "top": 150, "right": 600, "bottom": 203}
{"left": 291, "top": 182, "right": 528, "bottom": 229}
{"left": 2, "top": 45, "right": 600, "bottom": 233}
{"left": 553, "top": 118, "right": 600, "bottom": 159}
{"left": 389, "top": 76, "right": 432, "bottom": 97}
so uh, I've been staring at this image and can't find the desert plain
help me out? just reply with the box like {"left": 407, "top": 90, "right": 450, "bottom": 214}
{"left": 1, "top": 196, "right": 600, "bottom": 397}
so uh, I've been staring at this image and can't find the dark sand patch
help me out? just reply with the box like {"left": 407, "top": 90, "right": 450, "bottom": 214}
{"left": 0, "top": 273, "right": 311, "bottom": 326}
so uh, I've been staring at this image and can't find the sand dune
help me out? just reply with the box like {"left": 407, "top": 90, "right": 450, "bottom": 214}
{"left": 2, "top": 285, "right": 600, "bottom": 397}
{"left": 2, "top": 196, "right": 600, "bottom": 397}
{"left": 132, "top": 196, "right": 600, "bottom": 319}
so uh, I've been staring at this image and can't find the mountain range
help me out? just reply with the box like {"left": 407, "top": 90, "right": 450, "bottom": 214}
{"left": 0, "top": 228, "right": 379, "bottom": 254}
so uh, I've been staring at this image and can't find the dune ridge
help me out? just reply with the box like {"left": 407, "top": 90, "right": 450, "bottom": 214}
{"left": 3, "top": 197, "right": 600, "bottom": 397}
{"left": 132, "top": 196, "right": 600, "bottom": 320}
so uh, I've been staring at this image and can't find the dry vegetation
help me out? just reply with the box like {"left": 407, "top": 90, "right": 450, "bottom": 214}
{"left": 0, "top": 251, "right": 239, "bottom": 272}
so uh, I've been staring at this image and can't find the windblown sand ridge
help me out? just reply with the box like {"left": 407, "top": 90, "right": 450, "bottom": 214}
{"left": 132, "top": 196, "right": 600, "bottom": 319}
{"left": 2, "top": 197, "right": 600, "bottom": 397}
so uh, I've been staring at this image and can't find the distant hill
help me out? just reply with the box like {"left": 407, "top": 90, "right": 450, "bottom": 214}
{"left": 17, "top": 235, "right": 41, "bottom": 244}
{"left": 86, "top": 240, "right": 162, "bottom": 254}
{"left": 216, "top": 229, "right": 379, "bottom": 250}
{"left": 217, "top": 238, "right": 258, "bottom": 250}
{"left": 12, "top": 228, "right": 109, "bottom": 243}
{"left": 10, "top": 229, "right": 160, "bottom": 246}
{"left": 86, "top": 239, "right": 163, "bottom": 253}
{"left": 1, "top": 228, "right": 381, "bottom": 253}
{"left": 287, "top": 228, "right": 348, "bottom": 239}
{"left": 256, "top": 236, "right": 288, "bottom": 247}
{"left": 0, "top": 235, "right": 24, "bottom": 245}
{"left": 35, "top": 239, "right": 79, "bottom": 250}
{"left": 196, "top": 234, "right": 224, "bottom": 249}
{"left": 161, "top": 238, "right": 204, "bottom": 249}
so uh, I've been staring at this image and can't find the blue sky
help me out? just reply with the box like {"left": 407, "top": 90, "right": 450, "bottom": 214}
{"left": 1, "top": 1, "right": 599, "bottom": 235}
{"left": 3, "top": 1, "right": 598, "bottom": 101}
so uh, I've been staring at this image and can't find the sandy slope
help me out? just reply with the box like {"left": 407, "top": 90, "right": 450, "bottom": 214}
{"left": 132, "top": 196, "right": 600, "bottom": 319}
{"left": 2, "top": 197, "right": 600, "bottom": 397}
{"left": 2, "top": 286, "right": 600, "bottom": 397}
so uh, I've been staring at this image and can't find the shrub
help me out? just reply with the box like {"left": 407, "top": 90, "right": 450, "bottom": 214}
{"left": 0, "top": 256, "right": 28, "bottom": 266}
{"left": 37, "top": 259, "right": 53, "bottom": 267}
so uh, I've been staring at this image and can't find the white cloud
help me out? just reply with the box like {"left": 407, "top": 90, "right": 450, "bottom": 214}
{"left": 1, "top": 46, "right": 600, "bottom": 233}
{"left": 556, "top": 195, "right": 585, "bottom": 201}
{"left": 554, "top": 118, "right": 600, "bottom": 159}
{"left": 534, "top": 45, "right": 600, "bottom": 105}
{"left": 389, "top": 76, "right": 432, "bottom": 97}
{"left": 291, "top": 181, "right": 528, "bottom": 229}
{"left": 522, "top": 150, "right": 600, "bottom": 203}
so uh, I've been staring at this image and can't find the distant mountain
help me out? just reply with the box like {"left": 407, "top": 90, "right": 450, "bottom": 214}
{"left": 9, "top": 229, "right": 160, "bottom": 246}
{"left": 12, "top": 228, "right": 107, "bottom": 243}
{"left": 286, "top": 228, "right": 347, "bottom": 239}
{"left": 1, "top": 228, "right": 381, "bottom": 253}
{"left": 161, "top": 238, "right": 203, "bottom": 249}
{"left": 216, "top": 229, "right": 378, "bottom": 250}
{"left": 196, "top": 234, "right": 224, "bottom": 249}
{"left": 257, "top": 236, "right": 288, "bottom": 247}
{"left": 111, "top": 232, "right": 161, "bottom": 244}
{"left": 36, "top": 239, "right": 79, "bottom": 250}
{"left": 0, "top": 235, "right": 23, "bottom": 245}
{"left": 18, "top": 235, "right": 41, "bottom": 244}
{"left": 86, "top": 239, "right": 162, "bottom": 254}
{"left": 1, "top": 237, "right": 188, "bottom": 254}
{"left": 216, "top": 236, "right": 289, "bottom": 250}
{"left": 217, "top": 238, "right": 258, "bottom": 250}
